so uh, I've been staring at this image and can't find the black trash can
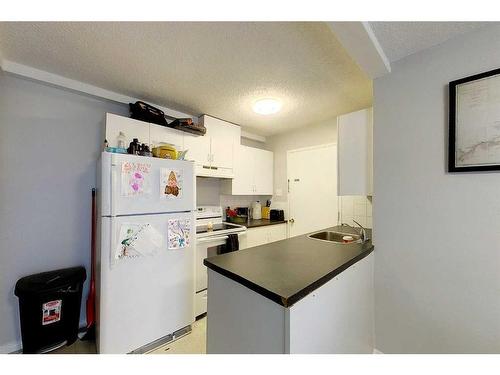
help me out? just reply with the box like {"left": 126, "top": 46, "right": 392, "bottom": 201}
{"left": 14, "top": 266, "right": 86, "bottom": 353}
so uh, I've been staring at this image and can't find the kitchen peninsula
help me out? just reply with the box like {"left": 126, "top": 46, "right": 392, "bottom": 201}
{"left": 203, "top": 226, "right": 374, "bottom": 354}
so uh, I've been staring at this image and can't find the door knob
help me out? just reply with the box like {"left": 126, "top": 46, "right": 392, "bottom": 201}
{"left": 290, "top": 218, "right": 295, "bottom": 223}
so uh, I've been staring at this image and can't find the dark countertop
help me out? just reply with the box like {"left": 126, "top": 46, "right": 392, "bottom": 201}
{"left": 245, "top": 218, "right": 287, "bottom": 228}
{"left": 204, "top": 226, "right": 374, "bottom": 308}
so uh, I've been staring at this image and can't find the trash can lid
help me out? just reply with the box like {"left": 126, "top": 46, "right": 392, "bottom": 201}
{"left": 14, "top": 266, "right": 87, "bottom": 297}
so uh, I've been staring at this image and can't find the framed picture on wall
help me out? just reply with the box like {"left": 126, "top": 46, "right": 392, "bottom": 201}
{"left": 449, "top": 67, "right": 500, "bottom": 172}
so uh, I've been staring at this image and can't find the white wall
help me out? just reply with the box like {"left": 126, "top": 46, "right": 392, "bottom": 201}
{"left": 374, "top": 25, "right": 500, "bottom": 353}
{"left": 266, "top": 119, "right": 338, "bottom": 204}
{"left": 0, "top": 72, "right": 130, "bottom": 353}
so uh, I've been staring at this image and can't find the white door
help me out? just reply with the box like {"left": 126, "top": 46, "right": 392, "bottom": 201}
{"left": 98, "top": 211, "right": 195, "bottom": 353}
{"left": 101, "top": 153, "right": 195, "bottom": 216}
{"left": 287, "top": 144, "right": 338, "bottom": 237}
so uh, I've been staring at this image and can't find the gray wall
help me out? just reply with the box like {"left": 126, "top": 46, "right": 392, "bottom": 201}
{"left": 0, "top": 73, "right": 128, "bottom": 352}
{"left": 374, "top": 25, "right": 500, "bottom": 353}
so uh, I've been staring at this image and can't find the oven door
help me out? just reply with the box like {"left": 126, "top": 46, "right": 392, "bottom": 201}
{"left": 196, "top": 235, "right": 228, "bottom": 293}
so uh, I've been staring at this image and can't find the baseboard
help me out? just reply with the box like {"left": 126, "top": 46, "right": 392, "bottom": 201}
{"left": 1, "top": 341, "right": 22, "bottom": 354}
{"left": 373, "top": 348, "right": 384, "bottom": 354}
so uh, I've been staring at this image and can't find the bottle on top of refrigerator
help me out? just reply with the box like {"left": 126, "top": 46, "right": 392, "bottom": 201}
{"left": 117, "top": 131, "right": 127, "bottom": 149}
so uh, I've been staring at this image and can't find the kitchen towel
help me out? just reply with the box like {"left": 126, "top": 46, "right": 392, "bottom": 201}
{"left": 223, "top": 234, "right": 239, "bottom": 254}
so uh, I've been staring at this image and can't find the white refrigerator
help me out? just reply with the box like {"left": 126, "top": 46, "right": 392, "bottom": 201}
{"left": 96, "top": 152, "right": 196, "bottom": 354}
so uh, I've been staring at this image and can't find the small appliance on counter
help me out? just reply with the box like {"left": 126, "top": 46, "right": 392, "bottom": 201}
{"left": 251, "top": 201, "right": 262, "bottom": 220}
{"left": 270, "top": 209, "right": 285, "bottom": 221}
{"left": 261, "top": 200, "right": 271, "bottom": 219}
{"left": 226, "top": 207, "right": 249, "bottom": 224}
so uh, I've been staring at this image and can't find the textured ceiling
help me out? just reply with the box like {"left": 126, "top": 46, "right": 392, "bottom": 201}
{"left": 0, "top": 22, "right": 372, "bottom": 136}
{"left": 369, "top": 22, "right": 490, "bottom": 62}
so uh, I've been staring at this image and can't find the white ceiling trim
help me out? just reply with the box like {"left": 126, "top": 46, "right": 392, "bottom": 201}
{"left": 0, "top": 59, "right": 193, "bottom": 119}
{"left": 328, "top": 22, "right": 391, "bottom": 79}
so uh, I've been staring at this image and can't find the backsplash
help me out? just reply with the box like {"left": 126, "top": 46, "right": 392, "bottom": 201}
{"left": 197, "top": 178, "right": 371, "bottom": 226}
{"left": 196, "top": 177, "right": 272, "bottom": 218}
{"left": 340, "top": 196, "right": 372, "bottom": 229}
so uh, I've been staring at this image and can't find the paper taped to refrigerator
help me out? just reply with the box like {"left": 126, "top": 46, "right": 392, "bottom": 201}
{"left": 121, "top": 162, "right": 151, "bottom": 197}
{"left": 115, "top": 223, "right": 163, "bottom": 260}
{"left": 160, "top": 168, "right": 183, "bottom": 199}
{"left": 167, "top": 219, "right": 191, "bottom": 250}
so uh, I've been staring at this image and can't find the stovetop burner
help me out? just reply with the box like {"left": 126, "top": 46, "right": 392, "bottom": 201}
{"left": 196, "top": 222, "right": 243, "bottom": 234}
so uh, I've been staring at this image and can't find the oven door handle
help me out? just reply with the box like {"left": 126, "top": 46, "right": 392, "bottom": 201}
{"left": 197, "top": 235, "right": 229, "bottom": 243}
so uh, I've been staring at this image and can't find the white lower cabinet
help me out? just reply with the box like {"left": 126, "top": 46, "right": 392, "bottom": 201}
{"left": 242, "top": 224, "right": 287, "bottom": 250}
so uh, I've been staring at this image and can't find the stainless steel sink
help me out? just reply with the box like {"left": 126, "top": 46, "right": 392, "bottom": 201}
{"left": 308, "top": 230, "right": 362, "bottom": 244}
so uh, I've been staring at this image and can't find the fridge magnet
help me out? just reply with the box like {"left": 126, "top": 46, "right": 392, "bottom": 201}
{"left": 160, "top": 168, "right": 183, "bottom": 199}
{"left": 121, "top": 161, "right": 151, "bottom": 196}
{"left": 449, "top": 67, "right": 500, "bottom": 172}
{"left": 167, "top": 219, "right": 191, "bottom": 250}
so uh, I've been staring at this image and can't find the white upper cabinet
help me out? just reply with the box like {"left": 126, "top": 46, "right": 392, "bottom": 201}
{"left": 105, "top": 113, "right": 150, "bottom": 148}
{"left": 106, "top": 114, "right": 183, "bottom": 151}
{"left": 254, "top": 148, "right": 274, "bottom": 195}
{"left": 222, "top": 145, "right": 274, "bottom": 195}
{"left": 205, "top": 116, "right": 239, "bottom": 170}
{"left": 149, "top": 123, "right": 184, "bottom": 150}
{"left": 184, "top": 115, "right": 240, "bottom": 178}
{"left": 106, "top": 113, "right": 241, "bottom": 179}
{"left": 337, "top": 107, "right": 373, "bottom": 196}
{"left": 183, "top": 132, "right": 211, "bottom": 167}
{"left": 230, "top": 145, "right": 255, "bottom": 194}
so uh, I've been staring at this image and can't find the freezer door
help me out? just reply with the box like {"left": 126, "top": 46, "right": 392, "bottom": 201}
{"left": 100, "top": 152, "right": 195, "bottom": 216}
{"left": 98, "top": 212, "right": 195, "bottom": 354}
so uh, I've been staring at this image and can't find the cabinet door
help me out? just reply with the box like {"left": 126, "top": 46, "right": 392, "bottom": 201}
{"left": 105, "top": 113, "right": 150, "bottom": 148}
{"left": 205, "top": 116, "right": 240, "bottom": 169}
{"left": 149, "top": 123, "right": 184, "bottom": 150}
{"left": 267, "top": 224, "right": 287, "bottom": 243}
{"left": 245, "top": 227, "right": 269, "bottom": 249}
{"left": 253, "top": 148, "right": 274, "bottom": 195}
{"left": 230, "top": 145, "right": 255, "bottom": 195}
{"left": 337, "top": 108, "right": 373, "bottom": 196}
{"left": 183, "top": 133, "right": 211, "bottom": 167}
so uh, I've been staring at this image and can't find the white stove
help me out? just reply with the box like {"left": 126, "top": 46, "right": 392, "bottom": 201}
{"left": 196, "top": 206, "right": 246, "bottom": 238}
{"left": 195, "top": 206, "right": 247, "bottom": 317}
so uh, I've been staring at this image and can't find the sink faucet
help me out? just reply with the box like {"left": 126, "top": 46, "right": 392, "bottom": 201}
{"left": 341, "top": 220, "right": 368, "bottom": 242}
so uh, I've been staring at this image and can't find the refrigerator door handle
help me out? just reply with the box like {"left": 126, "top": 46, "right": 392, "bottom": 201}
{"left": 110, "top": 218, "right": 117, "bottom": 266}
{"left": 197, "top": 235, "right": 229, "bottom": 243}
{"left": 111, "top": 164, "right": 118, "bottom": 217}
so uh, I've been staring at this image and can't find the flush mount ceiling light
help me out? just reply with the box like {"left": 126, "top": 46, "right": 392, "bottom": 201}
{"left": 252, "top": 98, "right": 282, "bottom": 115}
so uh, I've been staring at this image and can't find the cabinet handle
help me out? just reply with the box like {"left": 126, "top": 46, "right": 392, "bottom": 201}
{"left": 210, "top": 166, "right": 218, "bottom": 170}
{"left": 202, "top": 165, "right": 211, "bottom": 169}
